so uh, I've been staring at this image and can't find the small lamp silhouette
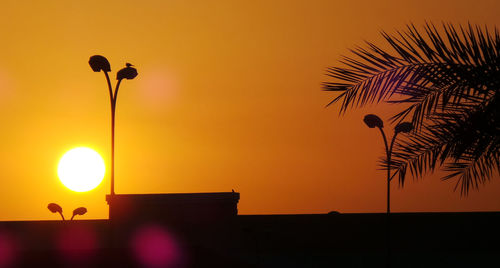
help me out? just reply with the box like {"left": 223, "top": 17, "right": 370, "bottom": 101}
{"left": 363, "top": 114, "right": 384, "bottom": 128}
{"left": 48, "top": 203, "right": 65, "bottom": 221}
{"left": 88, "top": 55, "right": 111, "bottom": 72}
{"left": 47, "top": 203, "right": 89, "bottom": 221}
{"left": 89, "top": 55, "right": 138, "bottom": 197}
{"left": 363, "top": 114, "right": 412, "bottom": 268}
{"left": 71, "top": 207, "right": 88, "bottom": 220}
{"left": 117, "top": 63, "right": 138, "bottom": 80}
{"left": 394, "top": 122, "right": 413, "bottom": 134}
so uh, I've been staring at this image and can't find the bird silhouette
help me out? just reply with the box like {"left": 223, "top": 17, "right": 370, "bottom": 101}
{"left": 126, "top": 63, "right": 134, "bottom": 67}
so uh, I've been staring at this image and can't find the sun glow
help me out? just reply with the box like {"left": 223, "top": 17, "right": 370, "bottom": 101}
{"left": 57, "top": 147, "right": 105, "bottom": 192}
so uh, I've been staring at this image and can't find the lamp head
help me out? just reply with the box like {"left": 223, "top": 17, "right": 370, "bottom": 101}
{"left": 72, "top": 207, "right": 87, "bottom": 217}
{"left": 88, "top": 55, "right": 111, "bottom": 72}
{"left": 363, "top": 114, "right": 384, "bottom": 128}
{"left": 48, "top": 203, "right": 62, "bottom": 214}
{"left": 395, "top": 122, "right": 413, "bottom": 133}
{"left": 117, "top": 64, "right": 138, "bottom": 80}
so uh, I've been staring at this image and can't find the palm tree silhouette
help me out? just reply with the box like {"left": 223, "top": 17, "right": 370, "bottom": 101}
{"left": 89, "top": 55, "right": 138, "bottom": 196}
{"left": 324, "top": 23, "right": 500, "bottom": 194}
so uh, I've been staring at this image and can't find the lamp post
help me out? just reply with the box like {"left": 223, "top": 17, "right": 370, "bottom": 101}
{"left": 89, "top": 55, "right": 138, "bottom": 197}
{"left": 363, "top": 114, "right": 412, "bottom": 267}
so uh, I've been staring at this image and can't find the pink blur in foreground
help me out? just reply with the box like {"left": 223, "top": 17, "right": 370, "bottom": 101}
{"left": 0, "top": 231, "right": 16, "bottom": 267}
{"left": 132, "top": 224, "right": 182, "bottom": 268}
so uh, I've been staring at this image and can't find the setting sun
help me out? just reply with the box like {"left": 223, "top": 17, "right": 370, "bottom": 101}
{"left": 57, "top": 147, "right": 105, "bottom": 192}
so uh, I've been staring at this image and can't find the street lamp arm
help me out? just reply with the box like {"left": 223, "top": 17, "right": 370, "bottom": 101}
{"left": 377, "top": 127, "right": 390, "bottom": 162}
{"left": 103, "top": 71, "right": 114, "bottom": 105}
{"left": 388, "top": 133, "right": 398, "bottom": 161}
{"left": 387, "top": 133, "right": 399, "bottom": 182}
{"left": 388, "top": 133, "right": 398, "bottom": 172}
{"left": 113, "top": 79, "right": 123, "bottom": 106}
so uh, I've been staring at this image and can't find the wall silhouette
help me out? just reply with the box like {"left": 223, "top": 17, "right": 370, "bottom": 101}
{"left": 0, "top": 193, "right": 499, "bottom": 267}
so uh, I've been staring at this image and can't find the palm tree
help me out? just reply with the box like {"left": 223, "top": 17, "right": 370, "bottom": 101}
{"left": 324, "top": 23, "right": 500, "bottom": 194}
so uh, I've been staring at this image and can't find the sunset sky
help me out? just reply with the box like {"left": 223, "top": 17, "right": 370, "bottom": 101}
{"left": 0, "top": 0, "right": 499, "bottom": 220}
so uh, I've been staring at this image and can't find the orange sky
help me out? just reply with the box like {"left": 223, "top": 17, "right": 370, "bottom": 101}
{"left": 0, "top": 0, "right": 499, "bottom": 220}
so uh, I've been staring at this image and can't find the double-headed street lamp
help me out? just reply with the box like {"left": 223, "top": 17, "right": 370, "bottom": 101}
{"left": 88, "top": 55, "right": 138, "bottom": 196}
{"left": 363, "top": 114, "right": 413, "bottom": 267}
{"left": 47, "top": 203, "right": 88, "bottom": 221}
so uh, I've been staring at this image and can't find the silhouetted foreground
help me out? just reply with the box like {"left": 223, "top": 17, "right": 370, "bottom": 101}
{"left": 0, "top": 193, "right": 499, "bottom": 267}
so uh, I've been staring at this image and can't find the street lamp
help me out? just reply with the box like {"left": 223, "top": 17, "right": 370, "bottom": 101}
{"left": 47, "top": 203, "right": 88, "bottom": 221}
{"left": 89, "top": 55, "right": 138, "bottom": 196}
{"left": 363, "top": 114, "right": 412, "bottom": 267}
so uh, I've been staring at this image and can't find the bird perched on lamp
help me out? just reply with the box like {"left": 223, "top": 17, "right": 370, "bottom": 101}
{"left": 117, "top": 63, "right": 138, "bottom": 80}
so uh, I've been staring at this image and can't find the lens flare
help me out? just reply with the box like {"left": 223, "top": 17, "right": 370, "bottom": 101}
{"left": 0, "top": 231, "right": 17, "bottom": 267}
{"left": 131, "top": 225, "right": 182, "bottom": 268}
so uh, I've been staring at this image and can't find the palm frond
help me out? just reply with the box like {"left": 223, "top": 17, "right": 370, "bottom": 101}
{"left": 381, "top": 124, "right": 449, "bottom": 185}
{"left": 443, "top": 149, "right": 500, "bottom": 195}
{"left": 326, "top": 23, "right": 500, "bottom": 193}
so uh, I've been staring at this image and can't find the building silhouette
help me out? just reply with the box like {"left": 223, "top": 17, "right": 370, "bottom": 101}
{"left": 0, "top": 192, "right": 499, "bottom": 267}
